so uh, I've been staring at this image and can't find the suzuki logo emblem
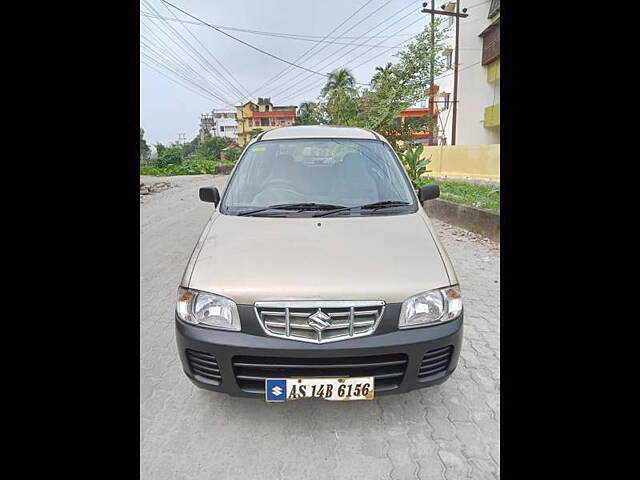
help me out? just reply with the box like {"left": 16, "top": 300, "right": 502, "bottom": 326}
{"left": 307, "top": 309, "right": 332, "bottom": 332}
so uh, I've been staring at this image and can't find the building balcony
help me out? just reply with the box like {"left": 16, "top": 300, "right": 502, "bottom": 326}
{"left": 398, "top": 107, "right": 433, "bottom": 118}
{"left": 486, "top": 58, "right": 500, "bottom": 83}
{"left": 251, "top": 111, "right": 296, "bottom": 118}
{"left": 483, "top": 104, "right": 500, "bottom": 128}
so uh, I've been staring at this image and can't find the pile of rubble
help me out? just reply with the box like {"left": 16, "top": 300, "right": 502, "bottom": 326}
{"left": 140, "top": 182, "right": 171, "bottom": 200}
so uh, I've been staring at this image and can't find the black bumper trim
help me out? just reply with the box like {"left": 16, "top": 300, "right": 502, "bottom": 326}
{"left": 175, "top": 313, "right": 463, "bottom": 398}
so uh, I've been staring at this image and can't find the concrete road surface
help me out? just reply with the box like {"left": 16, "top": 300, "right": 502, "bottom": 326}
{"left": 140, "top": 175, "right": 500, "bottom": 480}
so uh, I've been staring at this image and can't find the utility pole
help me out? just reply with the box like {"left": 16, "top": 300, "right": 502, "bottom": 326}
{"left": 177, "top": 133, "right": 186, "bottom": 145}
{"left": 429, "top": 0, "right": 436, "bottom": 145}
{"left": 421, "top": 2, "right": 468, "bottom": 145}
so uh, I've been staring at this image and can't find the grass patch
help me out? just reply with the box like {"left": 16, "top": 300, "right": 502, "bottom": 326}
{"left": 140, "top": 158, "right": 234, "bottom": 176}
{"left": 422, "top": 178, "right": 500, "bottom": 212}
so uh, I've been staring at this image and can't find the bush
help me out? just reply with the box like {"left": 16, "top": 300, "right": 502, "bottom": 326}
{"left": 140, "top": 156, "right": 217, "bottom": 176}
{"left": 223, "top": 147, "right": 241, "bottom": 163}
{"left": 400, "top": 144, "right": 431, "bottom": 189}
{"left": 156, "top": 146, "right": 183, "bottom": 167}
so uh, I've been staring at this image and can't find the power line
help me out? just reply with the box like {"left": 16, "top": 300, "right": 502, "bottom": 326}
{"left": 248, "top": 0, "right": 398, "bottom": 96}
{"left": 140, "top": 51, "right": 235, "bottom": 107}
{"left": 142, "top": 0, "right": 245, "bottom": 103}
{"left": 269, "top": 4, "right": 422, "bottom": 101}
{"left": 265, "top": 0, "right": 418, "bottom": 100}
{"left": 141, "top": 52, "right": 234, "bottom": 107}
{"left": 139, "top": 11, "right": 421, "bottom": 41}
{"left": 140, "top": 35, "right": 235, "bottom": 105}
{"left": 159, "top": 0, "right": 340, "bottom": 80}
{"left": 140, "top": 17, "right": 238, "bottom": 104}
{"left": 140, "top": 26, "right": 237, "bottom": 104}
{"left": 141, "top": 9, "right": 421, "bottom": 49}
{"left": 246, "top": 0, "right": 376, "bottom": 99}
{"left": 141, "top": 60, "right": 224, "bottom": 104}
{"left": 281, "top": 20, "right": 427, "bottom": 102}
{"left": 157, "top": 0, "right": 252, "bottom": 102}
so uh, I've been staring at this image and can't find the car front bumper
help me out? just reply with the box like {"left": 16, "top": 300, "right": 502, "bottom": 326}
{"left": 175, "top": 308, "right": 463, "bottom": 399}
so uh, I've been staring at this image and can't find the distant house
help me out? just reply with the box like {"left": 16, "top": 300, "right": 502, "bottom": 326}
{"left": 235, "top": 97, "right": 297, "bottom": 146}
{"left": 199, "top": 109, "right": 238, "bottom": 142}
{"left": 212, "top": 109, "right": 238, "bottom": 141}
{"left": 394, "top": 102, "right": 437, "bottom": 145}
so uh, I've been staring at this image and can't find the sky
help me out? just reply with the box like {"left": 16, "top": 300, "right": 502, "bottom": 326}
{"left": 139, "top": 0, "right": 429, "bottom": 146}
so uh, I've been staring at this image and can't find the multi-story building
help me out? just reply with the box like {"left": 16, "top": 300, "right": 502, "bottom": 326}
{"left": 394, "top": 102, "right": 436, "bottom": 144}
{"left": 433, "top": 0, "right": 500, "bottom": 145}
{"left": 212, "top": 109, "right": 238, "bottom": 141}
{"left": 199, "top": 109, "right": 238, "bottom": 142}
{"left": 235, "top": 97, "right": 297, "bottom": 146}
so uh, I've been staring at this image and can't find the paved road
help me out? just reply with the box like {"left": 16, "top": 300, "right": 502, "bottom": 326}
{"left": 140, "top": 175, "right": 500, "bottom": 480}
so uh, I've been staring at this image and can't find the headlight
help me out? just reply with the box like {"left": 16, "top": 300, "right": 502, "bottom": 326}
{"left": 176, "top": 287, "right": 241, "bottom": 331}
{"left": 399, "top": 285, "right": 462, "bottom": 329}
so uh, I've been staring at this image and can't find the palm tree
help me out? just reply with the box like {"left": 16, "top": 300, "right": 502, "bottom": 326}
{"left": 296, "top": 101, "right": 319, "bottom": 125}
{"left": 372, "top": 62, "right": 394, "bottom": 87}
{"left": 321, "top": 68, "right": 356, "bottom": 96}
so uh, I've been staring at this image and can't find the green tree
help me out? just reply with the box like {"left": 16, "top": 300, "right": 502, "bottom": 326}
{"left": 296, "top": 101, "right": 321, "bottom": 125}
{"left": 140, "top": 128, "right": 151, "bottom": 162}
{"left": 313, "top": 19, "right": 446, "bottom": 152}
{"left": 154, "top": 143, "right": 166, "bottom": 156}
{"left": 156, "top": 145, "right": 183, "bottom": 167}
{"left": 320, "top": 87, "right": 361, "bottom": 126}
{"left": 199, "top": 135, "right": 232, "bottom": 160}
{"left": 223, "top": 146, "right": 241, "bottom": 163}
{"left": 321, "top": 68, "right": 356, "bottom": 96}
{"left": 371, "top": 62, "right": 394, "bottom": 88}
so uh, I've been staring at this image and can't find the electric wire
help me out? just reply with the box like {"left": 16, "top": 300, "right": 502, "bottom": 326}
{"left": 246, "top": 0, "right": 376, "bottom": 100}
{"left": 140, "top": 33, "right": 236, "bottom": 105}
{"left": 140, "top": 51, "right": 235, "bottom": 107}
{"left": 159, "top": 0, "right": 348, "bottom": 80}
{"left": 270, "top": 10, "right": 424, "bottom": 101}
{"left": 142, "top": 0, "right": 246, "bottom": 103}
{"left": 265, "top": 0, "right": 419, "bottom": 100}
{"left": 140, "top": 26, "right": 236, "bottom": 103}
{"left": 140, "top": 18, "right": 239, "bottom": 103}
{"left": 140, "top": 11, "right": 423, "bottom": 41}
{"left": 158, "top": 0, "right": 252, "bottom": 102}
{"left": 141, "top": 60, "right": 224, "bottom": 104}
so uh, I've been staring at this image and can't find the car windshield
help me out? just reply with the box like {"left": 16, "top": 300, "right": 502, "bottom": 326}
{"left": 221, "top": 139, "right": 416, "bottom": 216}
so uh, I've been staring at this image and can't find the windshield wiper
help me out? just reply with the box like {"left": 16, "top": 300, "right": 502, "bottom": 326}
{"left": 236, "top": 203, "right": 346, "bottom": 216}
{"left": 312, "top": 200, "right": 411, "bottom": 217}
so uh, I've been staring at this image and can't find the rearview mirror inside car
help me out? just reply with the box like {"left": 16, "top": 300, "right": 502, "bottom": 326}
{"left": 199, "top": 187, "right": 220, "bottom": 206}
{"left": 419, "top": 184, "right": 440, "bottom": 202}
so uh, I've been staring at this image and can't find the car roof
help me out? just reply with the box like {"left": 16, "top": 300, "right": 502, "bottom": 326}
{"left": 257, "top": 125, "right": 382, "bottom": 142}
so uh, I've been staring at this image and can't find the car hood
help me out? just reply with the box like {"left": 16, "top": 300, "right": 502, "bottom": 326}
{"left": 187, "top": 212, "right": 451, "bottom": 305}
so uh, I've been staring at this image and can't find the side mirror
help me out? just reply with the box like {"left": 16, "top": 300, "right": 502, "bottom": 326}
{"left": 419, "top": 184, "right": 440, "bottom": 202}
{"left": 199, "top": 187, "right": 220, "bottom": 206}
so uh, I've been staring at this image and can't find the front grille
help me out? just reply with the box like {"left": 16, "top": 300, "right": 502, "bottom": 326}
{"left": 232, "top": 354, "right": 408, "bottom": 394}
{"left": 255, "top": 301, "right": 385, "bottom": 344}
{"left": 418, "top": 345, "right": 453, "bottom": 380}
{"left": 186, "top": 349, "right": 221, "bottom": 385}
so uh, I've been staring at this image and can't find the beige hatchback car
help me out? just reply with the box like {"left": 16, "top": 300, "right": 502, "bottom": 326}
{"left": 176, "top": 126, "right": 463, "bottom": 402}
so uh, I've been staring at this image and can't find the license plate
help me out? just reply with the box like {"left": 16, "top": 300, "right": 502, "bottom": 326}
{"left": 265, "top": 377, "right": 375, "bottom": 402}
